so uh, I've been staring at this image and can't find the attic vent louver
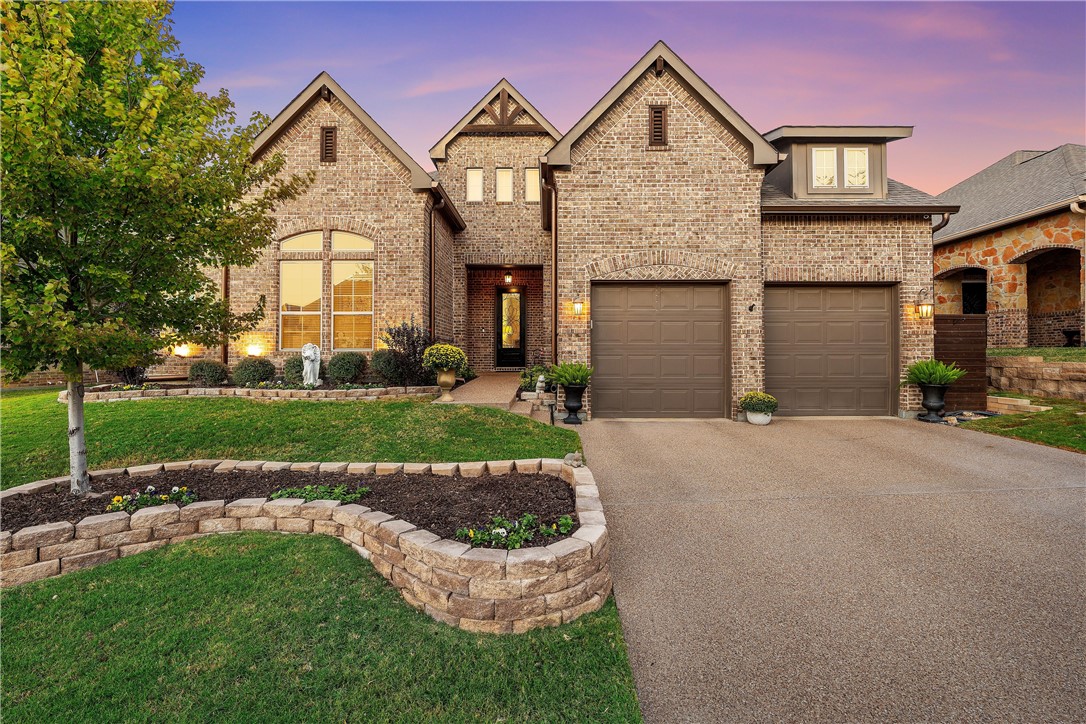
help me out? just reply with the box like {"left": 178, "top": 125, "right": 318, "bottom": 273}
{"left": 321, "top": 126, "right": 337, "bottom": 162}
{"left": 649, "top": 105, "right": 667, "bottom": 147}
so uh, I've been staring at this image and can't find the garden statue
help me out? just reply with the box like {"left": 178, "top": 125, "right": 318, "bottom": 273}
{"left": 301, "top": 343, "right": 322, "bottom": 386}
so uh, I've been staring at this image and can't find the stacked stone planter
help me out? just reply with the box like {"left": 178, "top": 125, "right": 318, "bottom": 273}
{"left": 987, "top": 356, "right": 1086, "bottom": 402}
{"left": 57, "top": 386, "right": 441, "bottom": 404}
{"left": 0, "top": 459, "right": 611, "bottom": 634}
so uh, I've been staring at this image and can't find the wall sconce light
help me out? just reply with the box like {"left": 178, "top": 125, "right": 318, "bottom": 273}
{"left": 246, "top": 343, "right": 263, "bottom": 357}
{"left": 504, "top": 272, "right": 513, "bottom": 284}
{"left": 174, "top": 344, "right": 192, "bottom": 358}
{"left": 572, "top": 301, "right": 584, "bottom": 315}
{"left": 915, "top": 290, "right": 934, "bottom": 319}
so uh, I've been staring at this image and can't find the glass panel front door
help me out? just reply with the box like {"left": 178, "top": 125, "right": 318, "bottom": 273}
{"left": 495, "top": 287, "right": 526, "bottom": 368}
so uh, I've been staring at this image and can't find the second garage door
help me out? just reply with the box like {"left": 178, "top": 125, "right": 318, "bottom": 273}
{"left": 764, "top": 286, "right": 895, "bottom": 416}
{"left": 591, "top": 283, "right": 728, "bottom": 418}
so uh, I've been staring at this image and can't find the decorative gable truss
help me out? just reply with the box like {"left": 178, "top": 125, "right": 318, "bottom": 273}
{"left": 430, "top": 79, "right": 561, "bottom": 161}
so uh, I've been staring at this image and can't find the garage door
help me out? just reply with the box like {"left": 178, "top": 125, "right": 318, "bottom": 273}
{"left": 765, "top": 286, "right": 895, "bottom": 416}
{"left": 591, "top": 283, "right": 728, "bottom": 418}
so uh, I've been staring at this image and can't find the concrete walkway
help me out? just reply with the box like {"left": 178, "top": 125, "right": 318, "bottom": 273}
{"left": 435, "top": 372, "right": 521, "bottom": 411}
{"left": 579, "top": 417, "right": 1085, "bottom": 723}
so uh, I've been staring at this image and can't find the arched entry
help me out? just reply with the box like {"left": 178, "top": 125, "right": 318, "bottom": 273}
{"left": 935, "top": 266, "right": 988, "bottom": 316}
{"left": 1014, "top": 248, "right": 1083, "bottom": 346}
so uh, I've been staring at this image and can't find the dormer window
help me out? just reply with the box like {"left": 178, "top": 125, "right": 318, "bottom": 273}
{"left": 845, "top": 148, "right": 869, "bottom": 188}
{"left": 812, "top": 148, "right": 836, "bottom": 188}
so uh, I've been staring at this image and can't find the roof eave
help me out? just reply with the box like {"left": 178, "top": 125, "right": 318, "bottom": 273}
{"left": 763, "top": 203, "right": 959, "bottom": 216}
{"left": 764, "top": 126, "right": 914, "bottom": 143}
{"left": 430, "top": 182, "right": 466, "bottom": 232}
{"left": 933, "top": 198, "right": 1076, "bottom": 246}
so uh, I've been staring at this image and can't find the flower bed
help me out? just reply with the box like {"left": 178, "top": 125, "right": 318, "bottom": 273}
{"left": 0, "top": 459, "right": 611, "bottom": 634}
{"left": 57, "top": 385, "right": 441, "bottom": 404}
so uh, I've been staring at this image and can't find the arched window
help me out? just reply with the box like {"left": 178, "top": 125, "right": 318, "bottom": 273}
{"left": 280, "top": 231, "right": 322, "bottom": 251}
{"left": 331, "top": 231, "right": 374, "bottom": 251}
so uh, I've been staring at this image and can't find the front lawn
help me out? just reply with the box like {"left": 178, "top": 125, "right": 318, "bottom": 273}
{"left": 987, "top": 347, "right": 1086, "bottom": 362}
{"left": 1, "top": 390, "right": 580, "bottom": 489}
{"left": 1, "top": 533, "right": 641, "bottom": 722}
{"left": 963, "top": 392, "right": 1086, "bottom": 453}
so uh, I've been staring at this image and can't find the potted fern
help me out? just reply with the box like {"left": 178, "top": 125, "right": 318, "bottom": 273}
{"left": 550, "top": 362, "right": 593, "bottom": 424}
{"left": 739, "top": 391, "right": 778, "bottom": 425}
{"left": 901, "top": 359, "right": 967, "bottom": 422}
{"left": 422, "top": 344, "right": 468, "bottom": 402}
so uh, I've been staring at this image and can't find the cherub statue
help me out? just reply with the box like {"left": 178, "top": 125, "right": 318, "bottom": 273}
{"left": 301, "top": 343, "right": 322, "bottom": 386}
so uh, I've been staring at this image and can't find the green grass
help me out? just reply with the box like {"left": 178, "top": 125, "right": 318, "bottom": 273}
{"left": 1, "top": 533, "right": 641, "bottom": 722}
{"left": 962, "top": 392, "right": 1086, "bottom": 453}
{"left": 1, "top": 390, "right": 580, "bottom": 489}
{"left": 987, "top": 347, "right": 1086, "bottom": 362}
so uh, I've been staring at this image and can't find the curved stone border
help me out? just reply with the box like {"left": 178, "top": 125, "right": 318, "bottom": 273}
{"left": 57, "top": 386, "right": 441, "bottom": 404}
{"left": 0, "top": 459, "right": 610, "bottom": 634}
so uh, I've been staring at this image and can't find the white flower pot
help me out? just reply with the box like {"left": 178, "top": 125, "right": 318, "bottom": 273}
{"left": 746, "top": 411, "right": 772, "bottom": 426}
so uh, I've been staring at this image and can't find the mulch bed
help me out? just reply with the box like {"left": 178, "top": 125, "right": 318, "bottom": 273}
{"left": 1, "top": 470, "right": 577, "bottom": 545}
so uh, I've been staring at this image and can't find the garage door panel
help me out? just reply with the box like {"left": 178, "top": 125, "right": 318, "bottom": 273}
{"left": 765, "top": 286, "right": 894, "bottom": 416}
{"left": 592, "top": 283, "right": 728, "bottom": 418}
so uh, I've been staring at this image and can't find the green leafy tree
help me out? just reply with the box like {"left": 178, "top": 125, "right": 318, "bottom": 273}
{"left": 1, "top": 2, "right": 310, "bottom": 493}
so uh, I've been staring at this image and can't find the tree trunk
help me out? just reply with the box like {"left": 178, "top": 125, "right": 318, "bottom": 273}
{"left": 66, "top": 373, "right": 91, "bottom": 495}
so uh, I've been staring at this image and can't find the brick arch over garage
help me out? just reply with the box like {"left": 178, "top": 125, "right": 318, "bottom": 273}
{"left": 586, "top": 250, "right": 737, "bottom": 281}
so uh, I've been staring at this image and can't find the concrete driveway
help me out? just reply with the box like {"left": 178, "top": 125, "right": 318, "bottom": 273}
{"left": 579, "top": 417, "right": 1084, "bottom": 723}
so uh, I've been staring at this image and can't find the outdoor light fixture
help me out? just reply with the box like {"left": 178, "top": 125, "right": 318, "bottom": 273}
{"left": 174, "top": 344, "right": 192, "bottom": 357}
{"left": 915, "top": 290, "right": 934, "bottom": 319}
{"left": 246, "top": 343, "right": 263, "bottom": 357}
{"left": 504, "top": 272, "right": 513, "bottom": 284}
{"left": 572, "top": 301, "right": 584, "bottom": 315}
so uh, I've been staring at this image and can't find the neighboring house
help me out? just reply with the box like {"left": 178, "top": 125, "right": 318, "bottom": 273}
{"left": 18, "top": 42, "right": 960, "bottom": 419}
{"left": 933, "top": 144, "right": 1086, "bottom": 347}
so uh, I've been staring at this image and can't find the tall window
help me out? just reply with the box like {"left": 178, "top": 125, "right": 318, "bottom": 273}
{"left": 332, "top": 262, "right": 374, "bottom": 349}
{"left": 280, "top": 261, "right": 322, "bottom": 349}
{"left": 812, "top": 148, "right": 837, "bottom": 188}
{"left": 466, "top": 168, "right": 483, "bottom": 202}
{"left": 845, "top": 148, "right": 869, "bottom": 188}
{"left": 495, "top": 168, "right": 513, "bottom": 203}
{"left": 524, "top": 168, "right": 540, "bottom": 203}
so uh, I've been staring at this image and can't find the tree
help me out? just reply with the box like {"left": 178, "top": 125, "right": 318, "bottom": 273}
{"left": 1, "top": 2, "right": 310, "bottom": 493}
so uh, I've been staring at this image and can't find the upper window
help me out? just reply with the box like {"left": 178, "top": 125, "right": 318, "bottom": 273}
{"left": 495, "top": 168, "right": 513, "bottom": 203}
{"left": 466, "top": 168, "right": 483, "bottom": 202}
{"left": 332, "top": 261, "right": 374, "bottom": 349}
{"left": 812, "top": 148, "right": 837, "bottom": 188}
{"left": 524, "top": 168, "right": 540, "bottom": 203}
{"left": 845, "top": 148, "right": 869, "bottom": 188}
{"left": 649, "top": 105, "right": 667, "bottom": 146}
{"left": 280, "top": 261, "right": 322, "bottom": 350}
{"left": 331, "top": 231, "right": 374, "bottom": 251}
{"left": 281, "top": 231, "right": 322, "bottom": 251}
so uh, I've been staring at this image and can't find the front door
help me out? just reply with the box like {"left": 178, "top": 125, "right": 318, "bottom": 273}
{"left": 495, "top": 286, "right": 526, "bottom": 368}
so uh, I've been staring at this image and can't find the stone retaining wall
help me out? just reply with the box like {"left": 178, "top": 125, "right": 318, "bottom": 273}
{"left": 987, "top": 356, "right": 1086, "bottom": 401}
{"left": 0, "top": 459, "right": 611, "bottom": 634}
{"left": 57, "top": 385, "right": 441, "bottom": 404}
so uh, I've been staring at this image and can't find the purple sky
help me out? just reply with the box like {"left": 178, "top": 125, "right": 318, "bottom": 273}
{"left": 172, "top": 1, "right": 1085, "bottom": 195}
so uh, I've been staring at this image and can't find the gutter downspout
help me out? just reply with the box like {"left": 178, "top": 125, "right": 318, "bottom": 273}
{"left": 540, "top": 163, "right": 558, "bottom": 366}
{"left": 221, "top": 267, "right": 230, "bottom": 365}
{"left": 931, "top": 212, "right": 954, "bottom": 234}
{"left": 1071, "top": 194, "right": 1086, "bottom": 215}
{"left": 429, "top": 195, "right": 446, "bottom": 340}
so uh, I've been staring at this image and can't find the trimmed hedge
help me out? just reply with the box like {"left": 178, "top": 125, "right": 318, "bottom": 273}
{"left": 328, "top": 352, "right": 368, "bottom": 385}
{"left": 233, "top": 357, "right": 276, "bottom": 387}
{"left": 187, "top": 360, "right": 229, "bottom": 386}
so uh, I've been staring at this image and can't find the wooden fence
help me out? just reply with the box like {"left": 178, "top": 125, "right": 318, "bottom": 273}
{"left": 934, "top": 314, "right": 988, "bottom": 412}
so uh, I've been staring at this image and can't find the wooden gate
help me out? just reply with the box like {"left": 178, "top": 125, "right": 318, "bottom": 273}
{"left": 934, "top": 314, "right": 988, "bottom": 412}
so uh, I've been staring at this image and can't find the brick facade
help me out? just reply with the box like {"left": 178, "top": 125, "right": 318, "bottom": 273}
{"left": 934, "top": 210, "right": 1085, "bottom": 346}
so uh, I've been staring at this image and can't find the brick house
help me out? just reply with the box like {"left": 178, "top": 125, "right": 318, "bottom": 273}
{"left": 54, "top": 41, "right": 957, "bottom": 418}
{"left": 933, "top": 144, "right": 1086, "bottom": 347}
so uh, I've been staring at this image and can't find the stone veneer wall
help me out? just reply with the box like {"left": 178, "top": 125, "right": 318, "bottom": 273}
{"left": 934, "top": 210, "right": 1085, "bottom": 346}
{"left": 555, "top": 68, "right": 765, "bottom": 417}
{"left": 436, "top": 134, "right": 555, "bottom": 369}
{"left": 0, "top": 459, "right": 611, "bottom": 635}
{"left": 762, "top": 214, "right": 936, "bottom": 413}
{"left": 987, "top": 356, "right": 1086, "bottom": 401}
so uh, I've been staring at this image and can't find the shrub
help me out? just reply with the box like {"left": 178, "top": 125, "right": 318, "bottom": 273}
{"left": 455, "top": 514, "right": 576, "bottom": 550}
{"left": 233, "top": 357, "right": 276, "bottom": 387}
{"left": 283, "top": 354, "right": 326, "bottom": 385}
{"left": 520, "top": 364, "right": 553, "bottom": 391}
{"left": 739, "top": 391, "right": 778, "bottom": 414}
{"left": 115, "top": 366, "right": 149, "bottom": 385}
{"left": 421, "top": 343, "right": 468, "bottom": 374}
{"left": 375, "top": 318, "right": 435, "bottom": 386}
{"left": 901, "top": 359, "right": 967, "bottom": 386}
{"left": 550, "top": 362, "right": 593, "bottom": 387}
{"left": 327, "top": 351, "right": 368, "bottom": 385}
{"left": 187, "top": 360, "right": 229, "bottom": 386}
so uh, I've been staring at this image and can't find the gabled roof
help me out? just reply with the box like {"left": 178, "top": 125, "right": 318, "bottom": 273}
{"left": 761, "top": 177, "right": 958, "bottom": 215}
{"left": 545, "top": 41, "right": 780, "bottom": 167}
{"left": 764, "top": 126, "right": 913, "bottom": 144}
{"left": 934, "top": 144, "right": 1085, "bottom": 245}
{"left": 429, "top": 79, "right": 561, "bottom": 161}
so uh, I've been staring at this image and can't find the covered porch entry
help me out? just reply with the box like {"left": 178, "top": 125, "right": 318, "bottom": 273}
{"left": 465, "top": 265, "right": 546, "bottom": 371}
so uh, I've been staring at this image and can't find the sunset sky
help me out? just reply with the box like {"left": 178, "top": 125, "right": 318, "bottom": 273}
{"left": 171, "top": 1, "right": 1085, "bottom": 195}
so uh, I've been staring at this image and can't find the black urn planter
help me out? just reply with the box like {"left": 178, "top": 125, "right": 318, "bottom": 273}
{"left": 917, "top": 383, "right": 950, "bottom": 423}
{"left": 561, "top": 384, "right": 587, "bottom": 424}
